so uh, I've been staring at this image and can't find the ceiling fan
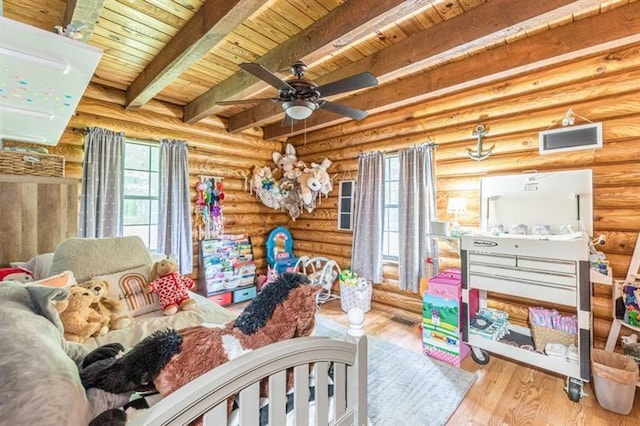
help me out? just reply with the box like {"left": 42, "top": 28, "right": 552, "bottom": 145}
{"left": 216, "top": 61, "right": 378, "bottom": 124}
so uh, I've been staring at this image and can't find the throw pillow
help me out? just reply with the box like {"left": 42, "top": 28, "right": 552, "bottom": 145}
{"left": 93, "top": 265, "right": 160, "bottom": 317}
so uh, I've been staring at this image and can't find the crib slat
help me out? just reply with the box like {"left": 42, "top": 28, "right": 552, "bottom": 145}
{"left": 334, "top": 362, "right": 347, "bottom": 419}
{"left": 202, "top": 402, "right": 227, "bottom": 426}
{"left": 239, "top": 382, "right": 260, "bottom": 426}
{"left": 293, "top": 364, "right": 309, "bottom": 426}
{"left": 268, "top": 370, "right": 287, "bottom": 425}
{"left": 314, "top": 362, "right": 329, "bottom": 425}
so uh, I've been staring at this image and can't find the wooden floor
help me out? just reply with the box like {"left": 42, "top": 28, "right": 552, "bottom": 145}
{"left": 229, "top": 299, "right": 640, "bottom": 425}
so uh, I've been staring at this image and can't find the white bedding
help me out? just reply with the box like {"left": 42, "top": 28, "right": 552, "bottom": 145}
{"left": 83, "top": 292, "right": 236, "bottom": 350}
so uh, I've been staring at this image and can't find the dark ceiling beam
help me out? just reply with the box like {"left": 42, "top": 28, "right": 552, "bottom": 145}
{"left": 237, "top": 0, "right": 579, "bottom": 135}
{"left": 125, "top": 0, "right": 266, "bottom": 109}
{"left": 62, "top": 0, "right": 107, "bottom": 42}
{"left": 183, "top": 0, "right": 436, "bottom": 124}
{"left": 263, "top": 1, "right": 640, "bottom": 140}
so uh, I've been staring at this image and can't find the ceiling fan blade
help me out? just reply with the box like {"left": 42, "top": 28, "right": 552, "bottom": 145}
{"left": 316, "top": 72, "right": 378, "bottom": 98}
{"left": 215, "top": 98, "right": 275, "bottom": 105}
{"left": 319, "top": 101, "right": 368, "bottom": 121}
{"left": 239, "top": 63, "right": 294, "bottom": 91}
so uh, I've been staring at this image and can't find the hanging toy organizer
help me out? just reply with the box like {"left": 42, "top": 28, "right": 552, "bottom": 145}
{"left": 195, "top": 175, "right": 225, "bottom": 240}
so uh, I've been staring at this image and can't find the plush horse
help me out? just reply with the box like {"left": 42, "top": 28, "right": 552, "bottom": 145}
{"left": 153, "top": 272, "right": 322, "bottom": 397}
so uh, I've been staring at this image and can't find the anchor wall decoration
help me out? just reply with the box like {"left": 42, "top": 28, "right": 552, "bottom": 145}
{"left": 466, "top": 124, "right": 494, "bottom": 161}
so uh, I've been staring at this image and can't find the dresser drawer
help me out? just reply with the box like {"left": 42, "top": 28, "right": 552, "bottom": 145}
{"left": 469, "top": 253, "right": 517, "bottom": 267}
{"left": 233, "top": 286, "right": 257, "bottom": 303}
{"left": 208, "top": 292, "right": 232, "bottom": 306}
{"left": 517, "top": 256, "right": 576, "bottom": 274}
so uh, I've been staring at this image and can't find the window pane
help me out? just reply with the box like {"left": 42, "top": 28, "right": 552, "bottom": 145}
{"left": 341, "top": 181, "right": 352, "bottom": 196}
{"left": 340, "top": 214, "right": 351, "bottom": 230}
{"left": 340, "top": 197, "right": 351, "bottom": 213}
{"left": 388, "top": 181, "right": 399, "bottom": 205}
{"left": 151, "top": 200, "right": 159, "bottom": 225}
{"left": 388, "top": 156, "right": 399, "bottom": 180}
{"left": 150, "top": 147, "right": 159, "bottom": 172}
{"left": 125, "top": 144, "right": 150, "bottom": 170}
{"left": 124, "top": 170, "right": 150, "bottom": 196}
{"left": 150, "top": 172, "right": 159, "bottom": 197}
{"left": 123, "top": 225, "right": 150, "bottom": 247}
{"left": 123, "top": 199, "right": 150, "bottom": 225}
{"left": 387, "top": 232, "right": 399, "bottom": 257}
{"left": 387, "top": 208, "right": 398, "bottom": 232}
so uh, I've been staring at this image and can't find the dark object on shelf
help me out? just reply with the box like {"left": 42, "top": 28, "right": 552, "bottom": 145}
{"left": 615, "top": 296, "right": 626, "bottom": 319}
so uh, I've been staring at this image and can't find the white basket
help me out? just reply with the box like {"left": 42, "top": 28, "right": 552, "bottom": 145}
{"left": 340, "top": 279, "right": 372, "bottom": 313}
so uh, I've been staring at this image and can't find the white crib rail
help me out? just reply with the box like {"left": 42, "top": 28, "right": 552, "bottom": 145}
{"left": 130, "top": 333, "right": 367, "bottom": 426}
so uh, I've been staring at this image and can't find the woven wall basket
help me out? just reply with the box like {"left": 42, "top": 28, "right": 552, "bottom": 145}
{"left": 0, "top": 150, "right": 65, "bottom": 177}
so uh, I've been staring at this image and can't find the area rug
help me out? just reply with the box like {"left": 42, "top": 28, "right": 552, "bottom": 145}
{"left": 314, "top": 316, "right": 476, "bottom": 426}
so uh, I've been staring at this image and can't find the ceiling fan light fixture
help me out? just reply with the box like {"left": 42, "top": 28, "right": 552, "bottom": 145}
{"left": 283, "top": 100, "right": 316, "bottom": 120}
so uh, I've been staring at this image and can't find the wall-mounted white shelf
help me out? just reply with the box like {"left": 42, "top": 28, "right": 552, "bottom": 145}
{"left": 0, "top": 17, "right": 102, "bottom": 145}
{"left": 590, "top": 267, "right": 612, "bottom": 285}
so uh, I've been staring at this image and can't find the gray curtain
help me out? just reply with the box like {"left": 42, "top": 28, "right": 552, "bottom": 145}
{"left": 398, "top": 143, "right": 437, "bottom": 292}
{"left": 351, "top": 152, "right": 384, "bottom": 283}
{"left": 157, "top": 139, "right": 193, "bottom": 274}
{"left": 79, "top": 127, "right": 124, "bottom": 238}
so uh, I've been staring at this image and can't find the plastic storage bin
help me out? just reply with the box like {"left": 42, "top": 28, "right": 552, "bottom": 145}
{"left": 591, "top": 348, "right": 639, "bottom": 415}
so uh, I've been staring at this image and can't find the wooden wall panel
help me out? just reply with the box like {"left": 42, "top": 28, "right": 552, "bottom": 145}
{"left": 0, "top": 175, "right": 79, "bottom": 266}
{"left": 289, "top": 42, "right": 640, "bottom": 343}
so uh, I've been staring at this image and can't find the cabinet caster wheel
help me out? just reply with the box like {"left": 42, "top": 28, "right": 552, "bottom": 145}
{"left": 565, "top": 377, "right": 586, "bottom": 402}
{"left": 471, "top": 347, "right": 490, "bottom": 365}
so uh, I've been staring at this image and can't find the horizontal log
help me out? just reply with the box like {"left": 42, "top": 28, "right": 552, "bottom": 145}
{"left": 296, "top": 71, "right": 640, "bottom": 158}
{"left": 295, "top": 44, "right": 640, "bottom": 145}
{"left": 294, "top": 240, "right": 352, "bottom": 259}
{"left": 290, "top": 230, "right": 353, "bottom": 246}
{"left": 76, "top": 96, "right": 270, "bottom": 149}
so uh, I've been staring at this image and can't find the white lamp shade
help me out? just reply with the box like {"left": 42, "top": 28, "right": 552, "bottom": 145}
{"left": 283, "top": 100, "right": 316, "bottom": 120}
{"left": 447, "top": 197, "right": 467, "bottom": 214}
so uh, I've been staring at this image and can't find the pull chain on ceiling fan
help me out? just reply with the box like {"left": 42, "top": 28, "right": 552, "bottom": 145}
{"left": 215, "top": 61, "right": 378, "bottom": 125}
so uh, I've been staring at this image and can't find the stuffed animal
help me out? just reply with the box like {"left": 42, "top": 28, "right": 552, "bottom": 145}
{"left": 310, "top": 158, "right": 333, "bottom": 195}
{"left": 153, "top": 273, "right": 322, "bottom": 403}
{"left": 146, "top": 259, "right": 196, "bottom": 315}
{"left": 80, "top": 279, "right": 133, "bottom": 331}
{"left": 273, "top": 143, "right": 306, "bottom": 180}
{"left": 59, "top": 286, "right": 108, "bottom": 343}
{"left": 0, "top": 267, "right": 34, "bottom": 283}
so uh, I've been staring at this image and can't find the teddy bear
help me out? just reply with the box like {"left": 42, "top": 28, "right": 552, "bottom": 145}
{"left": 80, "top": 279, "right": 133, "bottom": 332}
{"left": 146, "top": 258, "right": 197, "bottom": 316}
{"left": 310, "top": 158, "right": 333, "bottom": 195}
{"left": 59, "top": 286, "right": 108, "bottom": 343}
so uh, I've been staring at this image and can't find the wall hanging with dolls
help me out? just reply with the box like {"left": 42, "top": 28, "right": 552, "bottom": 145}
{"left": 195, "top": 176, "right": 224, "bottom": 240}
{"left": 249, "top": 143, "right": 334, "bottom": 220}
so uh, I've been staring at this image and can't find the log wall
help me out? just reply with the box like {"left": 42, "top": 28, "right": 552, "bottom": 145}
{"left": 5, "top": 82, "right": 284, "bottom": 285}
{"left": 288, "top": 42, "right": 640, "bottom": 347}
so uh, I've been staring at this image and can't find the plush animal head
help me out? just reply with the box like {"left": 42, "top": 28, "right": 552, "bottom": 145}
{"left": 80, "top": 279, "right": 110, "bottom": 299}
{"left": 66, "top": 286, "right": 99, "bottom": 312}
{"left": 297, "top": 172, "right": 317, "bottom": 205}
{"left": 150, "top": 258, "right": 179, "bottom": 281}
{"left": 310, "top": 158, "right": 333, "bottom": 195}
{"left": 153, "top": 273, "right": 322, "bottom": 398}
{"left": 272, "top": 143, "right": 298, "bottom": 172}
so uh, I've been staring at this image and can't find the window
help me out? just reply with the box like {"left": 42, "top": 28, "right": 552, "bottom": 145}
{"left": 382, "top": 154, "right": 399, "bottom": 260}
{"left": 337, "top": 180, "right": 355, "bottom": 230}
{"left": 122, "top": 141, "right": 160, "bottom": 251}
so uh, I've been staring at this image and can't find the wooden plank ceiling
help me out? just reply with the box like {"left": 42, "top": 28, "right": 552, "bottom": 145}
{"left": 4, "top": 0, "right": 639, "bottom": 140}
